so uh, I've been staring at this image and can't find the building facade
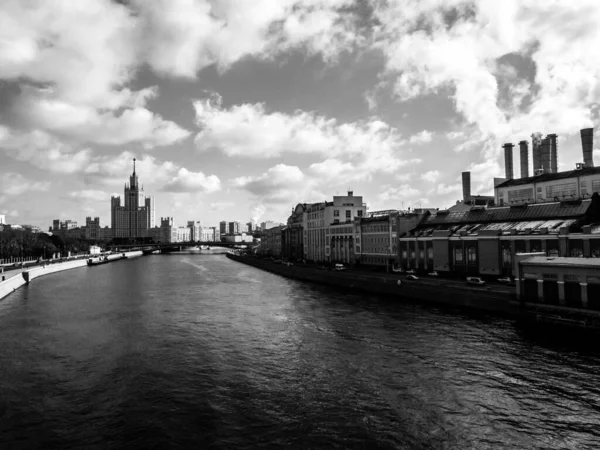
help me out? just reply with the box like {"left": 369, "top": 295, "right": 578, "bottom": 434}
{"left": 111, "top": 159, "right": 155, "bottom": 239}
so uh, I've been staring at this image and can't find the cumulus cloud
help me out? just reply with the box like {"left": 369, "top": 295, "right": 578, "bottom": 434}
{"left": 135, "top": 0, "right": 360, "bottom": 77}
{"left": 377, "top": 184, "right": 421, "bottom": 206}
{"left": 0, "top": 0, "right": 190, "bottom": 149}
{"left": 162, "top": 168, "right": 221, "bottom": 193}
{"left": 409, "top": 130, "right": 434, "bottom": 144}
{"left": 194, "top": 94, "right": 419, "bottom": 182}
{"left": 232, "top": 164, "right": 324, "bottom": 206}
{"left": 0, "top": 172, "right": 50, "bottom": 196}
{"left": 371, "top": 0, "right": 600, "bottom": 176}
{"left": 421, "top": 170, "right": 440, "bottom": 183}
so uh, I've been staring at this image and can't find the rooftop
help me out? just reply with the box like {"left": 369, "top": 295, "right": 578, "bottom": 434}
{"left": 520, "top": 256, "right": 600, "bottom": 269}
{"left": 495, "top": 166, "right": 600, "bottom": 188}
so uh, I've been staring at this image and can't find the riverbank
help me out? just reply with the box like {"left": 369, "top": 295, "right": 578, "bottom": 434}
{"left": 0, "top": 251, "right": 144, "bottom": 300}
{"left": 226, "top": 253, "right": 519, "bottom": 315}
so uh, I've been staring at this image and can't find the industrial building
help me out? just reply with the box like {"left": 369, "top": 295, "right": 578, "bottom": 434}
{"left": 399, "top": 127, "right": 600, "bottom": 277}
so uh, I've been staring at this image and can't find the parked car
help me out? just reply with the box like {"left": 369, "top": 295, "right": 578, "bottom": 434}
{"left": 497, "top": 277, "right": 512, "bottom": 283}
{"left": 406, "top": 269, "right": 416, "bottom": 274}
{"left": 466, "top": 277, "right": 486, "bottom": 285}
{"left": 406, "top": 274, "right": 419, "bottom": 280}
{"left": 273, "top": 259, "right": 283, "bottom": 264}
{"left": 428, "top": 271, "right": 439, "bottom": 276}
{"left": 284, "top": 262, "right": 294, "bottom": 267}
{"left": 334, "top": 264, "right": 346, "bottom": 271}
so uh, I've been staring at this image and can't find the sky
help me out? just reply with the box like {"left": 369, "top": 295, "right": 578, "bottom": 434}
{"left": 2, "top": 0, "right": 600, "bottom": 229}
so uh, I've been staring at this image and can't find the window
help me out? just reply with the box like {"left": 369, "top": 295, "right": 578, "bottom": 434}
{"left": 334, "top": 219, "right": 339, "bottom": 224}
{"left": 546, "top": 182, "right": 577, "bottom": 199}
{"left": 346, "top": 210, "right": 351, "bottom": 218}
{"left": 593, "top": 180, "right": 600, "bottom": 194}
{"left": 357, "top": 210, "right": 363, "bottom": 217}
{"left": 467, "top": 246, "right": 477, "bottom": 264}
{"left": 454, "top": 247, "right": 463, "bottom": 263}
{"left": 508, "top": 188, "right": 534, "bottom": 203}
{"left": 334, "top": 210, "right": 340, "bottom": 217}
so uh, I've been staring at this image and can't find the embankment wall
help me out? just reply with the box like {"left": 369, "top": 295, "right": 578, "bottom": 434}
{"left": 226, "top": 254, "right": 518, "bottom": 315}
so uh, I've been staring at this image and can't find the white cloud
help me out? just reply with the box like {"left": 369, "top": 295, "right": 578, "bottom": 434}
{"left": 0, "top": 173, "right": 50, "bottom": 196}
{"left": 68, "top": 190, "right": 108, "bottom": 202}
{"left": 233, "top": 164, "right": 323, "bottom": 205}
{"left": 436, "top": 183, "right": 461, "bottom": 195}
{"left": 162, "top": 168, "right": 221, "bottom": 193}
{"left": 210, "top": 201, "right": 235, "bottom": 212}
{"left": 421, "top": 170, "right": 440, "bottom": 183}
{"left": 0, "top": 1, "right": 189, "bottom": 149}
{"left": 376, "top": 184, "right": 421, "bottom": 207}
{"left": 409, "top": 130, "right": 434, "bottom": 144}
{"left": 194, "top": 94, "right": 418, "bottom": 182}
{"left": 134, "top": 0, "right": 359, "bottom": 77}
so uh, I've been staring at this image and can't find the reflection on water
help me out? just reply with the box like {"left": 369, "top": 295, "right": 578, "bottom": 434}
{"left": 1, "top": 254, "right": 600, "bottom": 449}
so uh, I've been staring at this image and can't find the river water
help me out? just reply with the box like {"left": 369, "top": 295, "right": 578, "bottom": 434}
{"left": 1, "top": 253, "right": 600, "bottom": 449}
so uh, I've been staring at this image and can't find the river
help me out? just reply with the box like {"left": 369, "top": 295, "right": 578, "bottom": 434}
{"left": 1, "top": 252, "right": 600, "bottom": 449}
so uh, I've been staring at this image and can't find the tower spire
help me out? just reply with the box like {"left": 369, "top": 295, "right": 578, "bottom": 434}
{"left": 133, "top": 158, "right": 136, "bottom": 175}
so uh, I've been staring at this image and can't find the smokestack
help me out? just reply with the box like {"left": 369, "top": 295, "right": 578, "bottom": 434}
{"left": 540, "top": 137, "right": 551, "bottom": 173}
{"left": 519, "top": 140, "right": 529, "bottom": 178}
{"left": 503, "top": 143, "right": 514, "bottom": 179}
{"left": 581, "top": 128, "right": 594, "bottom": 167}
{"left": 462, "top": 171, "right": 471, "bottom": 201}
{"left": 547, "top": 134, "right": 558, "bottom": 174}
{"left": 531, "top": 132, "right": 543, "bottom": 174}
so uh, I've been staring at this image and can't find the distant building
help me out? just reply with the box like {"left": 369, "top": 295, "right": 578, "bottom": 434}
{"left": 0, "top": 214, "right": 5, "bottom": 225}
{"left": 176, "top": 226, "right": 191, "bottom": 243}
{"left": 219, "top": 221, "right": 227, "bottom": 235}
{"left": 52, "top": 219, "right": 78, "bottom": 231}
{"left": 260, "top": 221, "right": 280, "bottom": 231}
{"left": 111, "top": 158, "right": 156, "bottom": 239}
{"left": 187, "top": 221, "right": 202, "bottom": 241}
{"left": 228, "top": 221, "right": 241, "bottom": 235}
{"left": 246, "top": 222, "right": 253, "bottom": 233}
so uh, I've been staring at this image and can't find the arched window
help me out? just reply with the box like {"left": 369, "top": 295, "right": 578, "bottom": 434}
{"left": 502, "top": 248, "right": 511, "bottom": 264}
{"left": 592, "top": 248, "right": 600, "bottom": 258}
{"left": 427, "top": 247, "right": 434, "bottom": 260}
{"left": 571, "top": 247, "right": 583, "bottom": 257}
{"left": 547, "top": 248, "right": 559, "bottom": 257}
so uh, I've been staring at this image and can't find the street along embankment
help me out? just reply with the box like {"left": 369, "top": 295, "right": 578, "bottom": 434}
{"left": 226, "top": 253, "right": 518, "bottom": 315}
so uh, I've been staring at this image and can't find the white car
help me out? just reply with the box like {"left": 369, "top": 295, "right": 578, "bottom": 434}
{"left": 497, "top": 277, "right": 512, "bottom": 283}
{"left": 406, "top": 274, "right": 419, "bottom": 280}
{"left": 428, "top": 271, "right": 439, "bottom": 276}
{"left": 406, "top": 269, "right": 416, "bottom": 274}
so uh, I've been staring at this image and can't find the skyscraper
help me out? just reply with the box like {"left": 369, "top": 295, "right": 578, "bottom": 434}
{"left": 111, "top": 158, "right": 156, "bottom": 239}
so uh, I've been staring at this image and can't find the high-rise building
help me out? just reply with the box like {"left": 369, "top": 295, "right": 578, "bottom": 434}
{"left": 228, "top": 221, "right": 241, "bottom": 235}
{"left": 187, "top": 221, "right": 202, "bottom": 241}
{"left": 219, "top": 221, "right": 227, "bottom": 235}
{"left": 111, "top": 158, "right": 155, "bottom": 239}
{"left": 0, "top": 215, "right": 5, "bottom": 225}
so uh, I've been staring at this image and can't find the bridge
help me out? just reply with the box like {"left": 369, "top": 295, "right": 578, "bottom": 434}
{"left": 107, "top": 241, "right": 254, "bottom": 253}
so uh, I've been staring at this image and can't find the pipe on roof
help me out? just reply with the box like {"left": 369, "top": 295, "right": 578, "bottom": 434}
{"left": 581, "top": 128, "right": 594, "bottom": 168}
{"left": 519, "top": 140, "right": 529, "bottom": 178}
{"left": 503, "top": 143, "right": 514, "bottom": 180}
{"left": 548, "top": 134, "right": 558, "bottom": 173}
{"left": 462, "top": 171, "right": 471, "bottom": 201}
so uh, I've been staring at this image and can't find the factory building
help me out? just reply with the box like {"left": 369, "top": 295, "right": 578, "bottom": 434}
{"left": 400, "top": 127, "right": 600, "bottom": 277}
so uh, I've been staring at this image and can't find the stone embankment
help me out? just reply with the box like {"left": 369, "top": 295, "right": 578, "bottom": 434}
{"left": 226, "top": 253, "right": 518, "bottom": 315}
{"left": 0, "top": 251, "right": 144, "bottom": 300}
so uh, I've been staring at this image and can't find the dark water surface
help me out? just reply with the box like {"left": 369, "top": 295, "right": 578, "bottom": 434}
{"left": 1, "top": 254, "right": 600, "bottom": 449}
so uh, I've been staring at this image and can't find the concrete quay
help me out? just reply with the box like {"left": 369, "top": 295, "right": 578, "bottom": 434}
{"left": 0, "top": 251, "right": 144, "bottom": 301}
{"left": 226, "top": 253, "right": 518, "bottom": 315}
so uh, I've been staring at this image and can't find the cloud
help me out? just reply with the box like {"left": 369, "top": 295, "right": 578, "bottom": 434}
{"left": 421, "top": 170, "right": 440, "bottom": 183}
{"left": 0, "top": 172, "right": 50, "bottom": 196}
{"left": 67, "top": 190, "right": 108, "bottom": 202}
{"left": 370, "top": 0, "right": 600, "bottom": 181}
{"left": 210, "top": 201, "right": 235, "bottom": 212}
{"left": 134, "top": 0, "right": 360, "bottom": 77}
{"left": 409, "top": 130, "right": 434, "bottom": 144}
{"left": 162, "top": 168, "right": 221, "bottom": 193}
{"left": 233, "top": 164, "right": 322, "bottom": 205}
{"left": 376, "top": 184, "right": 421, "bottom": 207}
{"left": 0, "top": 1, "right": 189, "bottom": 149}
{"left": 194, "top": 94, "right": 419, "bottom": 182}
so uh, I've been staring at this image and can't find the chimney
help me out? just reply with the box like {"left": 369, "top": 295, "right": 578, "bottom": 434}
{"left": 348, "top": 190, "right": 353, "bottom": 196}
{"left": 502, "top": 143, "right": 514, "bottom": 179}
{"left": 548, "top": 134, "right": 558, "bottom": 174}
{"left": 531, "top": 132, "right": 543, "bottom": 173}
{"left": 519, "top": 140, "right": 529, "bottom": 178}
{"left": 581, "top": 128, "right": 594, "bottom": 167}
{"left": 462, "top": 171, "right": 471, "bottom": 201}
{"left": 540, "top": 137, "right": 551, "bottom": 173}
